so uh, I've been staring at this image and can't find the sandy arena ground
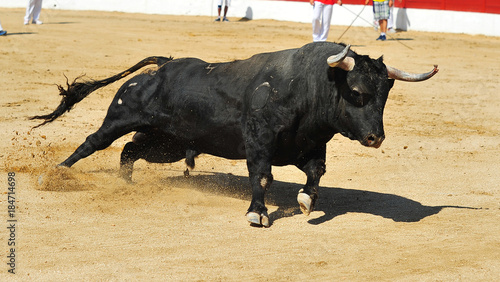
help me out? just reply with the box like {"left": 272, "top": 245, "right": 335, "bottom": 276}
{"left": 1, "top": 8, "right": 499, "bottom": 280}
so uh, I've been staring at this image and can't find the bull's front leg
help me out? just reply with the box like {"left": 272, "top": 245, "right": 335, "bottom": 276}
{"left": 296, "top": 146, "right": 327, "bottom": 215}
{"left": 246, "top": 166, "right": 273, "bottom": 227}
{"left": 244, "top": 120, "right": 275, "bottom": 227}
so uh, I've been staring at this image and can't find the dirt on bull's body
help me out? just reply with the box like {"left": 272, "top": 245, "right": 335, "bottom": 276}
{"left": 1, "top": 8, "right": 499, "bottom": 280}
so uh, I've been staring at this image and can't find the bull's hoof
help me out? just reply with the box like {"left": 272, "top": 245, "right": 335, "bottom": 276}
{"left": 297, "top": 192, "right": 313, "bottom": 216}
{"left": 246, "top": 212, "right": 270, "bottom": 227}
{"left": 38, "top": 173, "right": 45, "bottom": 185}
{"left": 183, "top": 168, "right": 190, "bottom": 178}
{"left": 122, "top": 177, "right": 134, "bottom": 184}
{"left": 118, "top": 170, "right": 133, "bottom": 183}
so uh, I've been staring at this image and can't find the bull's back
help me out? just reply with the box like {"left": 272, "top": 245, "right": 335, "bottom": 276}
{"left": 146, "top": 58, "right": 247, "bottom": 158}
{"left": 138, "top": 50, "right": 301, "bottom": 159}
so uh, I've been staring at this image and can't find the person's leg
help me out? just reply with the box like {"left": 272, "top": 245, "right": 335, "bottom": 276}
{"left": 215, "top": 0, "right": 222, "bottom": 21}
{"left": 379, "top": 19, "right": 387, "bottom": 34}
{"left": 32, "top": 0, "right": 43, "bottom": 24}
{"left": 24, "top": 0, "right": 35, "bottom": 24}
{"left": 318, "top": 4, "right": 333, "bottom": 41}
{"left": 374, "top": 1, "right": 389, "bottom": 40}
{"left": 312, "top": 2, "right": 323, "bottom": 42}
{"left": 223, "top": 0, "right": 230, "bottom": 21}
{"left": 0, "top": 20, "right": 6, "bottom": 35}
{"left": 387, "top": 5, "right": 394, "bottom": 30}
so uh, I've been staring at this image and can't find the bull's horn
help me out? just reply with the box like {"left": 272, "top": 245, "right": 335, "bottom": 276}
{"left": 387, "top": 65, "right": 439, "bottom": 82}
{"left": 327, "top": 45, "right": 355, "bottom": 71}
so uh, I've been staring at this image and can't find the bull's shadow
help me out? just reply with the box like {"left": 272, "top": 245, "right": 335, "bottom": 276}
{"left": 4, "top": 32, "right": 37, "bottom": 36}
{"left": 45, "top": 22, "right": 79, "bottom": 25}
{"left": 159, "top": 172, "right": 474, "bottom": 225}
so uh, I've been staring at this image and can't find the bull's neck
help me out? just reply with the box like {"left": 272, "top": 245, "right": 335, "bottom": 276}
{"left": 299, "top": 96, "right": 339, "bottom": 144}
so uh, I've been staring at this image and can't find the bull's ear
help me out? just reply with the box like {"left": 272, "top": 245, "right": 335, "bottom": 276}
{"left": 377, "top": 56, "right": 384, "bottom": 63}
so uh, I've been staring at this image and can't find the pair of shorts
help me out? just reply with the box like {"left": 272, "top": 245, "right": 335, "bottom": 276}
{"left": 217, "top": 0, "right": 231, "bottom": 6}
{"left": 373, "top": 1, "right": 390, "bottom": 21}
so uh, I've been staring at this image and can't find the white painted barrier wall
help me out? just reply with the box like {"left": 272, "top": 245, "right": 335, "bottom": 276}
{"left": 1, "top": 0, "right": 498, "bottom": 37}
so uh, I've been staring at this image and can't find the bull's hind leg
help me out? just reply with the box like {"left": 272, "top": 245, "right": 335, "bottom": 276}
{"left": 59, "top": 116, "right": 140, "bottom": 168}
{"left": 296, "top": 145, "right": 327, "bottom": 215}
{"left": 119, "top": 141, "right": 144, "bottom": 181}
{"left": 120, "top": 132, "right": 153, "bottom": 181}
{"left": 119, "top": 132, "right": 199, "bottom": 181}
{"left": 184, "top": 149, "right": 200, "bottom": 177}
{"left": 60, "top": 129, "right": 131, "bottom": 168}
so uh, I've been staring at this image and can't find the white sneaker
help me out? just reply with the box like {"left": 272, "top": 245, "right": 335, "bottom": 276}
{"left": 33, "top": 20, "right": 43, "bottom": 25}
{"left": 24, "top": 20, "right": 29, "bottom": 25}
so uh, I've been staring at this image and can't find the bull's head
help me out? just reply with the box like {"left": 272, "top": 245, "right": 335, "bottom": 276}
{"left": 327, "top": 45, "right": 438, "bottom": 148}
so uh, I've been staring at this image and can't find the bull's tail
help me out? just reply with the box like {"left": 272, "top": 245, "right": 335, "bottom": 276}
{"left": 30, "top": 56, "right": 173, "bottom": 128}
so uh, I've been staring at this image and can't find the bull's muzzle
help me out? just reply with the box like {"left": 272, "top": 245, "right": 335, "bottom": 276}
{"left": 363, "top": 134, "right": 385, "bottom": 148}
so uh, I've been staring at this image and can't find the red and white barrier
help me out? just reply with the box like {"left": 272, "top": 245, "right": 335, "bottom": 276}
{"left": 1, "top": 0, "right": 498, "bottom": 36}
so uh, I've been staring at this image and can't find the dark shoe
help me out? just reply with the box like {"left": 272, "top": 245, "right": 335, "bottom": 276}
{"left": 214, "top": 17, "right": 221, "bottom": 22}
{"left": 376, "top": 34, "right": 386, "bottom": 41}
{"left": 0, "top": 30, "right": 7, "bottom": 36}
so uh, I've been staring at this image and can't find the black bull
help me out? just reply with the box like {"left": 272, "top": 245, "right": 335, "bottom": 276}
{"left": 32, "top": 42, "right": 438, "bottom": 227}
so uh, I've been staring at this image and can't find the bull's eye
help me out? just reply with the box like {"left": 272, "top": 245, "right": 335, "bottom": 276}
{"left": 346, "top": 89, "right": 371, "bottom": 107}
{"left": 352, "top": 90, "right": 365, "bottom": 106}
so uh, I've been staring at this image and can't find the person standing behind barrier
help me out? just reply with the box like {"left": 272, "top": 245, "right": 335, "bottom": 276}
{"left": 0, "top": 19, "right": 7, "bottom": 36}
{"left": 311, "top": 0, "right": 342, "bottom": 42}
{"left": 366, "top": 0, "right": 392, "bottom": 41}
{"left": 387, "top": 2, "right": 395, "bottom": 33}
{"left": 24, "top": 0, "right": 44, "bottom": 25}
{"left": 215, "top": 0, "right": 230, "bottom": 22}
